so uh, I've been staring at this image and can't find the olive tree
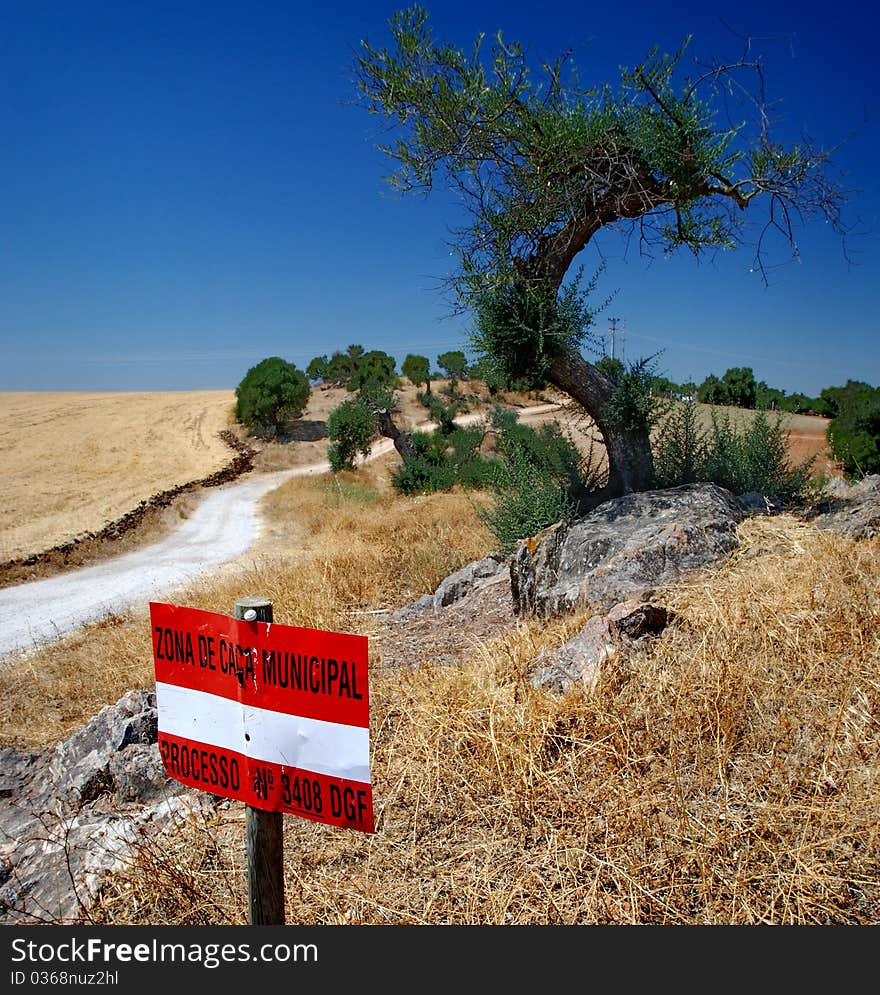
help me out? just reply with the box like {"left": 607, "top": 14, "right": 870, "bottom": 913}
{"left": 235, "top": 356, "right": 310, "bottom": 439}
{"left": 402, "top": 353, "right": 432, "bottom": 393}
{"left": 354, "top": 6, "right": 849, "bottom": 506}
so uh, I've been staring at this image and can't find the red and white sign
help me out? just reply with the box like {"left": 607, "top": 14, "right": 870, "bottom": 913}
{"left": 149, "top": 601, "right": 374, "bottom": 834}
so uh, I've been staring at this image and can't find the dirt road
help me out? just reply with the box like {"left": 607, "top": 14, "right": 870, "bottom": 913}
{"left": 0, "top": 405, "right": 562, "bottom": 660}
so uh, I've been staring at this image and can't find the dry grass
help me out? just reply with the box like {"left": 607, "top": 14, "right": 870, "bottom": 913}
{"left": 82, "top": 506, "right": 879, "bottom": 926}
{"left": 0, "top": 455, "right": 494, "bottom": 749}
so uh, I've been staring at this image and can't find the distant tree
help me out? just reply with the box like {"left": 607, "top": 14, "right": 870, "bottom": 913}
{"left": 679, "top": 381, "right": 697, "bottom": 400}
{"left": 235, "top": 357, "right": 310, "bottom": 439}
{"left": 321, "top": 344, "right": 370, "bottom": 387}
{"left": 323, "top": 351, "right": 354, "bottom": 386}
{"left": 817, "top": 380, "right": 873, "bottom": 419}
{"left": 721, "top": 366, "right": 757, "bottom": 409}
{"left": 696, "top": 374, "right": 729, "bottom": 406}
{"left": 755, "top": 380, "right": 786, "bottom": 411}
{"left": 778, "top": 392, "right": 817, "bottom": 415}
{"left": 651, "top": 375, "right": 680, "bottom": 399}
{"left": 827, "top": 382, "right": 880, "bottom": 476}
{"left": 327, "top": 397, "right": 379, "bottom": 471}
{"left": 349, "top": 349, "right": 399, "bottom": 395}
{"left": 437, "top": 350, "right": 468, "bottom": 384}
{"left": 307, "top": 355, "right": 329, "bottom": 383}
{"left": 402, "top": 353, "right": 432, "bottom": 393}
{"left": 355, "top": 7, "right": 849, "bottom": 506}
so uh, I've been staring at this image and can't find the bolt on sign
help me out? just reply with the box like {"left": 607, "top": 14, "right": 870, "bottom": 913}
{"left": 150, "top": 601, "right": 374, "bottom": 834}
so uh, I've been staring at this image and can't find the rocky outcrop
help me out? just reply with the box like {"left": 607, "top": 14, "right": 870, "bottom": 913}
{"left": 531, "top": 600, "right": 670, "bottom": 691}
{"left": 511, "top": 483, "right": 746, "bottom": 618}
{"left": 0, "top": 690, "right": 210, "bottom": 924}
{"left": 806, "top": 474, "right": 880, "bottom": 539}
{"left": 393, "top": 554, "right": 510, "bottom": 619}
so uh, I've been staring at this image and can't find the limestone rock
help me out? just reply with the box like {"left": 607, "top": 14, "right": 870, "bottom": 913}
{"left": 0, "top": 688, "right": 201, "bottom": 924}
{"left": 531, "top": 600, "right": 670, "bottom": 692}
{"left": 807, "top": 474, "right": 880, "bottom": 539}
{"left": 511, "top": 483, "right": 745, "bottom": 618}
{"left": 394, "top": 553, "right": 509, "bottom": 619}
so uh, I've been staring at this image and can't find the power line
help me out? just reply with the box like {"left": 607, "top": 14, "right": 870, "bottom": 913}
{"left": 609, "top": 317, "right": 624, "bottom": 362}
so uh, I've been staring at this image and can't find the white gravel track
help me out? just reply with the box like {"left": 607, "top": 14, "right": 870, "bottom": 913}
{"left": 0, "top": 404, "right": 561, "bottom": 660}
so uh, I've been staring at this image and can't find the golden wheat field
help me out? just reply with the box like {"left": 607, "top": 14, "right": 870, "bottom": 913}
{"left": 0, "top": 391, "right": 238, "bottom": 561}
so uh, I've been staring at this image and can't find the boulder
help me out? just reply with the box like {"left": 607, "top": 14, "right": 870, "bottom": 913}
{"left": 0, "top": 689, "right": 205, "bottom": 924}
{"left": 531, "top": 600, "right": 670, "bottom": 691}
{"left": 511, "top": 483, "right": 745, "bottom": 618}
{"left": 393, "top": 553, "right": 509, "bottom": 619}
{"left": 807, "top": 474, "right": 880, "bottom": 539}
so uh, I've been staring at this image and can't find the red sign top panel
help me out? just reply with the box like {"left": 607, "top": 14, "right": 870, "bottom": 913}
{"left": 150, "top": 602, "right": 369, "bottom": 728}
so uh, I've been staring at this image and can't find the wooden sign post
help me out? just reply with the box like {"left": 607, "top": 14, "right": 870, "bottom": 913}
{"left": 234, "top": 597, "right": 284, "bottom": 925}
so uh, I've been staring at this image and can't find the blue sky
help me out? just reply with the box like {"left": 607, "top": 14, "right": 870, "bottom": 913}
{"left": 1, "top": 0, "right": 876, "bottom": 397}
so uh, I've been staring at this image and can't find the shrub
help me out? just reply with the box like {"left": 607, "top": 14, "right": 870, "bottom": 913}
{"left": 327, "top": 398, "right": 379, "bottom": 471}
{"left": 402, "top": 354, "right": 431, "bottom": 392}
{"left": 652, "top": 398, "right": 816, "bottom": 502}
{"left": 826, "top": 382, "right": 880, "bottom": 477}
{"left": 478, "top": 410, "right": 601, "bottom": 552}
{"left": 234, "top": 357, "right": 309, "bottom": 439}
{"left": 652, "top": 397, "right": 708, "bottom": 487}
{"left": 391, "top": 427, "right": 497, "bottom": 495}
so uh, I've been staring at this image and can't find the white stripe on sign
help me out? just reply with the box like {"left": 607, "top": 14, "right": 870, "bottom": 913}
{"left": 155, "top": 681, "right": 370, "bottom": 784}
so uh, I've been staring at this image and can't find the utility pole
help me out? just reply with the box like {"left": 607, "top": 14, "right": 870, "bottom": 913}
{"left": 609, "top": 317, "right": 619, "bottom": 360}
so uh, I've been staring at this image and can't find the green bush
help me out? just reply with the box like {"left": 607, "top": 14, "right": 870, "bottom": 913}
{"left": 390, "top": 427, "right": 497, "bottom": 495}
{"left": 327, "top": 398, "right": 379, "bottom": 471}
{"left": 652, "top": 398, "right": 816, "bottom": 502}
{"left": 478, "top": 435, "right": 578, "bottom": 553}
{"left": 826, "top": 382, "right": 880, "bottom": 477}
{"left": 478, "top": 410, "right": 601, "bottom": 552}
{"left": 652, "top": 397, "right": 708, "bottom": 487}
{"left": 234, "top": 357, "right": 310, "bottom": 439}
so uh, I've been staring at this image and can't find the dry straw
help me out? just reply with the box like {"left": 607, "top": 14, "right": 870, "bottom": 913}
{"left": 4, "top": 466, "right": 878, "bottom": 924}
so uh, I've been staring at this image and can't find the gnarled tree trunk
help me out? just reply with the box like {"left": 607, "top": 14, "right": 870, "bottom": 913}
{"left": 547, "top": 347, "right": 655, "bottom": 509}
{"left": 377, "top": 409, "right": 417, "bottom": 462}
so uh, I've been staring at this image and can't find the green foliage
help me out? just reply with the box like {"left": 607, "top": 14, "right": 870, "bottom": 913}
{"left": 478, "top": 411, "right": 598, "bottom": 552}
{"left": 234, "top": 357, "right": 310, "bottom": 439}
{"left": 595, "top": 356, "right": 625, "bottom": 381}
{"left": 602, "top": 357, "right": 660, "bottom": 434}
{"left": 423, "top": 394, "right": 463, "bottom": 434}
{"left": 348, "top": 350, "right": 399, "bottom": 394}
{"left": 696, "top": 373, "right": 729, "bottom": 406}
{"left": 755, "top": 381, "right": 786, "bottom": 411}
{"left": 436, "top": 350, "right": 468, "bottom": 382}
{"left": 651, "top": 374, "right": 680, "bottom": 399}
{"left": 778, "top": 392, "right": 818, "bottom": 415}
{"left": 469, "top": 269, "right": 604, "bottom": 388}
{"left": 306, "top": 356, "right": 328, "bottom": 383}
{"left": 652, "top": 397, "right": 708, "bottom": 487}
{"left": 652, "top": 398, "right": 816, "bottom": 501}
{"left": 469, "top": 354, "right": 545, "bottom": 395}
{"left": 826, "top": 381, "right": 880, "bottom": 477}
{"left": 402, "top": 353, "right": 431, "bottom": 390}
{"left": 391, "top": 427, "right": 497, "bottom": 495}
{"left": 326, "top": 398, "right": 379, "bottom": 471}
{"left": 721, "top": 366, "right": 757, "bottom": 409}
